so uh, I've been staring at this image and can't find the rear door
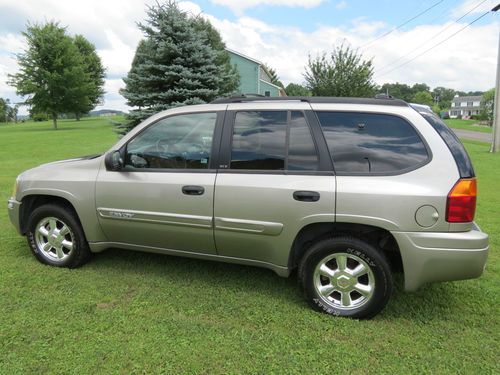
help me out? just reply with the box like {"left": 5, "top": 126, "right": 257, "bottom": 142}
{"left": 213, "top": 102, "right": 336, "bottom": 267}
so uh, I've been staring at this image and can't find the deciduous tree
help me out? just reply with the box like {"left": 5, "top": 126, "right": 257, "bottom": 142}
{"left": 480, "top": 88, "right": 495, "bottom": 126}
{"left": 72, "top": 35, "right": 106, "bottom": 120}
{"left": 285, "top": 83, "right": 311, "bottom": 96}
{"left": 8, "top": 22, "right": 90, "bottom": 129}
{"left": 304, "top": 44, "right": 376, "bottom": 97}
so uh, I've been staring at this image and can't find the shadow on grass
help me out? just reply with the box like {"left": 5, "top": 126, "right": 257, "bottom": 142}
{"left": 91, "top": 248, "right": 300, "bottom": 302}
{"left": 88, "top": 247, "right": 460, "bottom": 321}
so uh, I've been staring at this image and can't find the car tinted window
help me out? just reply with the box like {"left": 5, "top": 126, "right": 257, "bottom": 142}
{"left": 288, "top": 111, "right": 319, "bottom": 171}
{"left": 317, "top": 112, "right": 429, "bottom": 174}
{"left": 126, "top": 112, "right": 217, "bottom": 169}
{"left": 230, "top": 111, "right": 287, "bottom": 170}
{"left": 419, "top": 112, "right": 474, "bottom": 178}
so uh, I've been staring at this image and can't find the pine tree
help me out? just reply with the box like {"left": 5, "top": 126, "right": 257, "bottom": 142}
{"left": 263, "top": 64, "right": 283, "bottom": 88}
{"left": 119, "top": 1, "right": 235, "bottom": 134}
{"left": 192, "top": 16, "right": 239, "bottom": 96}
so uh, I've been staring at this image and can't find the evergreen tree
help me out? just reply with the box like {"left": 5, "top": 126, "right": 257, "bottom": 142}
{"left": 263, "top": 64, "right": 283, "bottom": 88}
{"left": 192, "top": 16, "right": 239, "bottom": 95}
{"left": 8, "top": 22, "right": 89, "bottom": 129}
{"left": 119, "top": 1, "right": 233, "bottom": 134}
{"left": 304, "top": 44, "right": 376, "bottom": 97}
{"left": 73, "top": 35, "right": 106, "bottom": 120}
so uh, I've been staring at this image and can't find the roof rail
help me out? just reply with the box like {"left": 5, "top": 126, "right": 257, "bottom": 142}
{"left": 210, "top": 95, "right": 408, "bottom": 106}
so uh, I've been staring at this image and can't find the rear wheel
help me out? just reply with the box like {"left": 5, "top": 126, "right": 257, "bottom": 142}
{"left": 27, "top": 204, "right": 91, "bottom": 268}
{"left": 299, "top": 236, "right": 392, "bottom": 319}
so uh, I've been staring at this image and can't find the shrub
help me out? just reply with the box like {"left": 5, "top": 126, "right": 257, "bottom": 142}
{"left": 32, "top": 113, "right": 49, "bottom": 122}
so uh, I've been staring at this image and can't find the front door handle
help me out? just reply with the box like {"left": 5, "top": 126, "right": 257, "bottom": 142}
{"left": 293, "top": 191, "right": 320, "bottom": 202}
{"left": 182, "top": 185, "right": 205, "bottom": 196}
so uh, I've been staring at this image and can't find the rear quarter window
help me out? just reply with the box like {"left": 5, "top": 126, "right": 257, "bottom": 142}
{"left": 418, "top": 112, "right": 475, "bottom": 178}
{"left": 316, "top": 111, "right": 430, "bottom": 175}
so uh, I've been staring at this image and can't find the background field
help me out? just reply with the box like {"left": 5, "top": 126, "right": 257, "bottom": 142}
{"left": 0, "top": 118, "right": 498, "bottom": 374}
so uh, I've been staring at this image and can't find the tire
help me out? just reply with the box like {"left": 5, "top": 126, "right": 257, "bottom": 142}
{"left": 298, "top": 236, "right": 392, "bottom": 319}
{"left": 26, "top": 203, "right": 91, "bottom": 268}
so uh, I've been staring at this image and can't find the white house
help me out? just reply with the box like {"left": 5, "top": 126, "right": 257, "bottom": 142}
{"left": 449, "top": 95, "right": 482, "bottom": 118}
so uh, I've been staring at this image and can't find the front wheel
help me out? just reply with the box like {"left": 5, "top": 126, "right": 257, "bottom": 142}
{"left": 298, "top": 236, "right": 393, "bottom": 319}
{"left": 27, "top": 204, "right": 91, "bottom": 268}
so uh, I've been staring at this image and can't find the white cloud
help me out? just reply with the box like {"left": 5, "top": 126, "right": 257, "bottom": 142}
{"left": 336, "top": 1, "right": 348, "bottom": 10}
{"left": 178, "top": 1, "right": 203, "bottom": 15}
{"left": 209, "top": 0, "right": 325, "bottom": 15}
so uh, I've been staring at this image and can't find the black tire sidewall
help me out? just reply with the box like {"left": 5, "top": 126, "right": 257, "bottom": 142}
{"left": 299, "top": 237, "right": 393, "bottom": 319}
{"left": 27, "top": 204, "right": 90, "bottom": 268}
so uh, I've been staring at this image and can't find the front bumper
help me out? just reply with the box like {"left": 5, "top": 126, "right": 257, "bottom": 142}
{"left": 7, "top": 198, "right": 22, "bottom": 235}
{"left": 392, "top": 223, "right": 489, "bottom": 291}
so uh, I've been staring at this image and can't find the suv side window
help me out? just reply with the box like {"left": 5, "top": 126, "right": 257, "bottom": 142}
{"left": 231, "top": 111, "right": 287, "bottom": 170}
{"left": 316, "top": 111, "right": 429, "bottom": 174}
{"left": 126, "top": 112, "right": 217, "bottom": 169}
{"left": 230, "top": 111, "right": 319, "bottom": 171}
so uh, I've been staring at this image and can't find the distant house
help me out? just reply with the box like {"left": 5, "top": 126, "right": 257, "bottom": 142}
{"left": 450, "top": 95, "right": 482, "bottom": 118}
{"left": 227, "top": 48, "right": 285, "bottom": 97}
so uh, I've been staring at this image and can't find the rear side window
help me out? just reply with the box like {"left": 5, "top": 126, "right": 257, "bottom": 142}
{"left": 231, "top": 111, "right": 287, "bottom": 170}
{"left": 419, "top": 113, "right": 475, "bottom": 178}
{"left": 230, "top": 111, "right": 319, "bottom": 171}
{"left": 316, "top": 112, "right": 429, "bottom": 174}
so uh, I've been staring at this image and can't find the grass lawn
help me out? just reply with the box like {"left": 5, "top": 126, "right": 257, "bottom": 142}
{"left": 443, "top": 118, "right": 492, "bottom": 133}
{"left": 0, "top": 118, "right": 498, "bottom": 374}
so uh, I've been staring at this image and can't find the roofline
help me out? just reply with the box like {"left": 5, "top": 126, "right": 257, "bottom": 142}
{"left": 226, "top": 48, "right": 263, "bottom": 66}
{"left": 259, "top": 79, "right": 282, "bottom": 90}
{"left": 211, "top": 96, "right": 408, "bottom": 106}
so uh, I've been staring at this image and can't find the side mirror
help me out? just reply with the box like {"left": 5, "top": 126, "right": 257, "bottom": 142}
{"left": 105, "top": 150, "right": 124, "bottom": 171}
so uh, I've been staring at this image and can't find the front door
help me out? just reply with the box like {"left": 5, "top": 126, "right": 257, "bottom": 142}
{"left": 95, "top": 111, "right": 221, "bottom": 254}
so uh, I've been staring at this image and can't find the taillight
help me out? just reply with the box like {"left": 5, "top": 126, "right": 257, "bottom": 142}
{"left": 446, "top": 178, "right": 477, "bottom": 222}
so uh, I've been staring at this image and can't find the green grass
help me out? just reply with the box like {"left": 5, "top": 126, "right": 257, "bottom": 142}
{"left": 0, "top": 118, "right": 499, "bottom": 374}
{"left": 443, "top": 118, "right": 492, "bottom": 133}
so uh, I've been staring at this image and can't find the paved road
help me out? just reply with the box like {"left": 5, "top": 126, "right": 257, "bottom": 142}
{"left": 452, "top": 129, "right": 492, "bottom": 143}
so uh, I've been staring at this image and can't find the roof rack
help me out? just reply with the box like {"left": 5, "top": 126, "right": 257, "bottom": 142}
{"left": 210, "top": 95, "right": 408, "bottom": 106}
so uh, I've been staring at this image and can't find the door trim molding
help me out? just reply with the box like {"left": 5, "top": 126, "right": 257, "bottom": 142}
{"left": 214, "top": 217, "right": 283, "bottom": 235}
{"left": 97, "top": 207, "right": 213, "bottom": 229}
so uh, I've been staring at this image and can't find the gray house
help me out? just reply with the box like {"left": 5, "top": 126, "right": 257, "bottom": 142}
{"left": 450, "top": 95, "right": 482, "bottom": 118}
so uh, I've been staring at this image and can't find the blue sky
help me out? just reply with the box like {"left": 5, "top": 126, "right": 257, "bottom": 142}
{"left": 0, "top": 0, "right": 498, "bottom": 113}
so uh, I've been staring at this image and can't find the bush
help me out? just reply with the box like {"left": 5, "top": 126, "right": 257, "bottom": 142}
{"left": 32, "top": 113, "right": 49, "bottom": 122}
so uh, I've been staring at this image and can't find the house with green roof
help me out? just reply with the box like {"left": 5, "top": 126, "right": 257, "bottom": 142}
{"left": 227, "top": 48, "right": 284, "bottom": 97}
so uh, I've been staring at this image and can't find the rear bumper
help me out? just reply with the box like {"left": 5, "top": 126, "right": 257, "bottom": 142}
{"left": 392, "top": 223, "right": 489, "bottom": 291}
{"left": 7, "top": 198, "right": 22, "bottom": 235}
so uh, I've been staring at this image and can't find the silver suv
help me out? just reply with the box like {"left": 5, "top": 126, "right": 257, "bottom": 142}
{"left": 7, "top": 96, "right": 489, "bottom": 319}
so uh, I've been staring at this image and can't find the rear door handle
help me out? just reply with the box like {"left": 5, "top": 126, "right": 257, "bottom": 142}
{"left": 182, "top": 185, "right": 205, "bottom": 196}
{"left": 293, "top": 191, "right": 320, "bottom": 202}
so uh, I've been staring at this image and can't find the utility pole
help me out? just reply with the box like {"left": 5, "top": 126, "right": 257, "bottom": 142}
{"left": 491, "top": 4, "right": 500, "bottom": 152}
